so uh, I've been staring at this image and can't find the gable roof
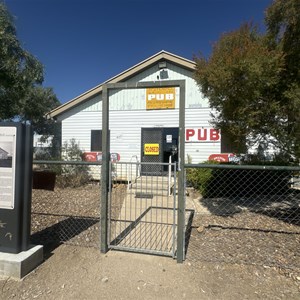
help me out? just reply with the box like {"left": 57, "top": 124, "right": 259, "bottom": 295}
{"left": 47, "top": 50, "right": 196, "bottom": 119}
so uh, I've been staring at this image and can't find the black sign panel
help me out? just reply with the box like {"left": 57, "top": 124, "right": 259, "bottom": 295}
{"left": 0, "top": 123, "right": 33, "bottom": 254}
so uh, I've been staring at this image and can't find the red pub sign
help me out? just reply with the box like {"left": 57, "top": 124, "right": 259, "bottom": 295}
{"left": 185, "top": 128, "right": 221, "bottom": 142}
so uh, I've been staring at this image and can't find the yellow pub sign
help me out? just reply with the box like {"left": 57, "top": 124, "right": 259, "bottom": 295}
{"left": 144, "top": 143, "right": 160, "bottom": 155}
{"left": 146, "top": 87, "right": 175, "bottom": 110}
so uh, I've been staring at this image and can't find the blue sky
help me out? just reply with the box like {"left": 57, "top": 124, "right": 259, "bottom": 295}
{"left": 5, "top": 0, "right": 272, "bottom": 104}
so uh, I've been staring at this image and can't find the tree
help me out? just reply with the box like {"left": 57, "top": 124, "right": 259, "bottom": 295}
{"left": 194, "top": 0, "right": 300, "bottom": 161}
{"left": 0, "top": 3, "right": 60, "bottom": 131}
{"left": 22, "top": 86, "right": 61, "bottom": 158}
{"left": 194, "top": 23, "right": 285, "bottom": 154}
{"left": 265, "top": 0, "right": 300, "bottom": 160}
{"left": 21, "top": 86, "right": 60, "bottom": 134}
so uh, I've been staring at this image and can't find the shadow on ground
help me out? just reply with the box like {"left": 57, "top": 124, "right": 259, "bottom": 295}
{"left": 31, "top": 215, "right": 99, "bottom": 259}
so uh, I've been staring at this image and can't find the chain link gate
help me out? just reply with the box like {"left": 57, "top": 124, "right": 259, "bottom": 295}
{"left": 108, "top": 161, "right": 179, "bottom": 257}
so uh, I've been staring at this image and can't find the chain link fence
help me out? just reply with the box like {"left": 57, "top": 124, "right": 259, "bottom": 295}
{"left": 31, "top": 160, "right": 102, "bottom": 249}
{"left": 30, "top": 160, "right": 300, "bottom": 275}
{"left": 185, "top": 164, "right": 300, "bottom": 274}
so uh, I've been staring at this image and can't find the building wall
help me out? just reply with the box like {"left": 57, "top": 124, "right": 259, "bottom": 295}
{"left": 59, "top": 61, "right": 220, "bottom": 163}
{"left": 61, "top": 108, "right": 219, "bottom": 163}
{"left": 58, "top": 62, "right": 209, "bottom": 115}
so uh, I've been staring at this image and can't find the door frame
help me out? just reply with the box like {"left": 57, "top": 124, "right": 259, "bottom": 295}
{"left": 140, "top": 127, "right": 179, "bottom": 175}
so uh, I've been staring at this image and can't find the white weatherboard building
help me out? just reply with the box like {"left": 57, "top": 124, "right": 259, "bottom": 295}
{"left": 47, "top": 51, "right": 223, "bottom": 173}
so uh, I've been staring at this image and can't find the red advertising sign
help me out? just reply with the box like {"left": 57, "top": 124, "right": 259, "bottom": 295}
{"left": 208, "top": 153, "right": 231, "bottom": 162}
{"left": 208, "top": 153, "right": 240, "bottom": 163}
{"left": 82, "top": 152, "right": 120, "bottom": 162}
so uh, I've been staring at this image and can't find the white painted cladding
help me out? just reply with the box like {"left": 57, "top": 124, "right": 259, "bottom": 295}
{"left": 62, "top": 108, "right": 220, "bottom": 163}
{"left": 57, "top": 62, "right": 209, "bottom": 116}
{"left": 59, "top": 60, "right": 220, "bottom": 164}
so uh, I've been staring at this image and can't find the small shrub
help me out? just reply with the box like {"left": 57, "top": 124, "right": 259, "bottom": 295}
{"left": 186, "top": 160, "right": 219, "bottom": 195}
{"left": 186, "top": 159, "right": 291, "bottom": 198}
{"left": 55, "top": 138, "right": 91, "bottom": 188}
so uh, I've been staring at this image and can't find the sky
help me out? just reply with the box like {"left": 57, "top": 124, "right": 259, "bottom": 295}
{"left": 4, "top": 0, "right": 272, "bottom": 105}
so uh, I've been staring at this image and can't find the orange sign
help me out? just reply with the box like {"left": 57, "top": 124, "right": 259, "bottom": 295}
{"left": 144, "top": 144, "right": 160, "bottom": 155}
{"left": 146, "top": 87, "right": 175, "bottom": 110}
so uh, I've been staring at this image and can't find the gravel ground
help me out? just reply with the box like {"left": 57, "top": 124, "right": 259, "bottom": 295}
{"left": 0, "top": 184, "right": 299, "bottom": 299}
{"left": 0, "top": 245, "right": 299, "bottom": 300}
{"left": 31, "top": 184, "right": 101, "bottom": 248}
{"left": 187, "top": 215, "right": 300, "bottom": 279}
{"left": 31, "top": 183, "right": 126, "bottom": 248}
{"left": 186, "top": 188, "right": 300, "bottom": 282}
{"left": 31, "top": 185, "right": 300, "bottom": 274}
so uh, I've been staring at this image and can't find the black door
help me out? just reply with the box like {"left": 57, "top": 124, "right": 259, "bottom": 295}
{"left": 141, "top": 128, "right": 164, "bottom": 175}
{"left": 141, "top": 127, "right": 179, "bottom": 175}
{"left": 162, "top": 127, "right": 179, "bottom": 172}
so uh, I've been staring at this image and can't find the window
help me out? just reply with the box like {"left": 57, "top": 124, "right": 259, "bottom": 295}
{"left": 91, "top": 130, "right": 102, "bottom": 151}
{"left": 91, "top": 130, "right": 110, "bottom": 151}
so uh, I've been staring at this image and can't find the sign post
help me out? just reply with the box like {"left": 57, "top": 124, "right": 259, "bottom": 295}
{"left": 0, "top": 122, "right": 33, "bottom": 254}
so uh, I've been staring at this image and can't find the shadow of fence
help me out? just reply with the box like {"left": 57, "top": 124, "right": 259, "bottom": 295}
{"left": 31, "top": 213, "right": 100, "bottom": 254}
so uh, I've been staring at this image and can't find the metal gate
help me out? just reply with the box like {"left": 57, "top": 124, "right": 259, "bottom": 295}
{"left": 108, "top": 161, "right": 178, "bottom": 257}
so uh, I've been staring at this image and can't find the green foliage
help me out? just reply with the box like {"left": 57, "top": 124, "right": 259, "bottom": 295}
{"left": 55, "top": 139, "right": 91, "bottom": 187}
{"left": 55, "top": 167, "right": 91, "bottom": 188}
{"left": 61, "top": 138, "right": 83, "bottom": 161}
{"left": 265, "top": 0, "right": 300, "bottom": 83}
{"left": 0, "top": 3, "right": 60, "bottom": 133}
{"left": 187, "top": 162, "right": 291, "bottom": 198}
{"left": 186, "top": 160, "right": 219, "bottom": 195}
{"left": 194, "top": 23, "right": 285, "bottom": 154}
{"left": 265, "top": 0, "right": 300, "bottom": 160}
{"left": 0, "top": 3, "right": 42, "bottom": 119}
{"left": 194, "top": 0, "right": 300, "bottom": 161}
{"left": 21, "top": 86, "right": 60, "bottom": 134}
{"left": 35, "top": 139, "right": 91, "bottom": 188}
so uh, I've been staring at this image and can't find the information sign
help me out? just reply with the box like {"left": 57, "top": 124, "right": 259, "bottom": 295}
{"left": 0, "top": 127, "right": 16, "bottom": 209}
{"left": 0, "top": 123, "right": 33, "bottom": 254}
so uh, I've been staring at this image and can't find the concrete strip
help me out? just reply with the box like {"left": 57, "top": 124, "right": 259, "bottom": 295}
{"left": 0, "top": 245, "right": 43, "bottom": 279}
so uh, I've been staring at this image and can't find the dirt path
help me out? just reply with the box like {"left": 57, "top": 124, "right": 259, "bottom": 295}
{"left": 0, "top": 244, "right": 299, "bottom": 300}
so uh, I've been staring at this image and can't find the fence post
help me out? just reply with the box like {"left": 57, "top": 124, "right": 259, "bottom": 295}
{"left": 101, "top": 85, "right": 109, "bottom": 253}
{"left": 177, "top": 81, "right": 185, "bottom": 263}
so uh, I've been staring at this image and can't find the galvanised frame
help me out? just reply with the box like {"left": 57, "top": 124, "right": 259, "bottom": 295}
{"left": 101, "top": 80, "right": 186, "bottom": 263}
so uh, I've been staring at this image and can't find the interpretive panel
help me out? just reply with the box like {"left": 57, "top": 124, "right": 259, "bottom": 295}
{"left": 0, "top": 126, "right": 16, "bottom": 209}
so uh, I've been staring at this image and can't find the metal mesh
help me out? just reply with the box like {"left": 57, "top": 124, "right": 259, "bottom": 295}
{"left": 185, "top": 165, "right": 300, "bottom": 274}
{"left": 109, "top": 161, "right": 177, "bottom": 257}
{"left": 31, "top": 161, "right": 101, "bottom": 248}
{"left": 31, "top": 160, "right": 300, "bottom": 274}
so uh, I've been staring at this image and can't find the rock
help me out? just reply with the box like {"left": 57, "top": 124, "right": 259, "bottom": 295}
{"left": 101, "top": 277, "right": 109, "bottom": 283}
{"left": 197, "top": 226, "right": 205, "bottom": 233}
